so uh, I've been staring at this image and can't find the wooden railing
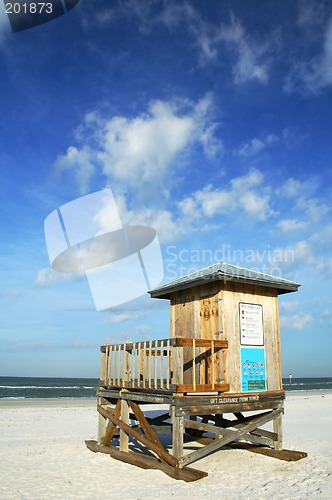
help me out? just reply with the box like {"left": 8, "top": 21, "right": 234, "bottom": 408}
{"left": 99, "top": 338, "right": 229, "bottom": 394}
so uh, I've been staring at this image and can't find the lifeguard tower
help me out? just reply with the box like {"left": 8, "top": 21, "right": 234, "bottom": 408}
{"left": 86, "top": 262, "right": 306, "bottom": 481}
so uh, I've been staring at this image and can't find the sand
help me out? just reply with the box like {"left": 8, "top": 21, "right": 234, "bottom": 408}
{"left": 1, "top": 392, "right": 332, "bottom": 499}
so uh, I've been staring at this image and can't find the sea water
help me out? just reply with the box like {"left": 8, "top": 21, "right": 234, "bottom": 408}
{"left": 0, "top": 376, "right": 98, "bottom": 399}
{"left": 0, "top": 376, "right": 331, "bottom": 399}
{"left": 282, "top": 377, "right": 332, "bottom": 392}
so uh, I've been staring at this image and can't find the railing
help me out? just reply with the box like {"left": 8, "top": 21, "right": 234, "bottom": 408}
{"left": 99, "top": 338, "right": 229, "bottom": 394}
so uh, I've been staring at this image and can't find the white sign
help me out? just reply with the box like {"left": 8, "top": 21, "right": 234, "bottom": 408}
{"left": 239, "top": 303, "right": 264, "bottom": 346}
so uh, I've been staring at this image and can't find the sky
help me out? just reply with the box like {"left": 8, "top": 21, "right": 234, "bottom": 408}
{"left": 0, "top": 0, "right": 332, "bottom": 378}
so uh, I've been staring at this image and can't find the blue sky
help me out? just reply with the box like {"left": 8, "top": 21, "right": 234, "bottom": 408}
{"left": 0, "top": 0, "right": 332, "bottom": 378}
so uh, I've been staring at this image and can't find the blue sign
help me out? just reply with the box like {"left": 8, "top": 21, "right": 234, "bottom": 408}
{"left": 241, "top": 347, "right": 266, "bottom": 392}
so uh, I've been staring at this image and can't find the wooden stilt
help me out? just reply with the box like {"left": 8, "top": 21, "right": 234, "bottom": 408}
{"left": 171, "top": 406, "right": 184, "bottom": 460}
{"left": 97, "top": 397, "right": 107, "bottom": 444}
{"left": 119, "top": 399, "right": 129, "bottom": 452}
{"left": 273, "top": 413, "right": 283, "bottom": 450}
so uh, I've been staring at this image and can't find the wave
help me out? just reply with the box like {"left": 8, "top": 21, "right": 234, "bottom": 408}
{"left": 1, "top": 396, "right": 26, "bottom": 399}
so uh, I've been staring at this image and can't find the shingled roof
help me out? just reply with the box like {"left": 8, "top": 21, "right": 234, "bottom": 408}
{"left": 149, "top": 262, "right": 301, "bottom": 299}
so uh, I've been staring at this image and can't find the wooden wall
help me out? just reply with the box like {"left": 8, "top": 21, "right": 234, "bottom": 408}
{"left": 170, "top": 280, "right": 282, "bottom": 393}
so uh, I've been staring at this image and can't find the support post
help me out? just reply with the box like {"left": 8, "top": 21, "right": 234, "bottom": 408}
{"left": 119, "top": 399, "right": 130, "bottom": 452}
{"left": 171, "top": 406, "right": 184, "bottom": 460}
{"left": 273, "top": 413, "right": 283, "bottom": 450}
{"left": 97, "top": 396, "right": 107, "bottom": 444}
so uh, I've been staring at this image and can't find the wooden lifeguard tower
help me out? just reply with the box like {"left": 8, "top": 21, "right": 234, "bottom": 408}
{"left": 86, "top": 262, "right": 305, "bottom": 481}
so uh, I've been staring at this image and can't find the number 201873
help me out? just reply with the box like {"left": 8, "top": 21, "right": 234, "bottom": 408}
{"left": 5, "top": 3, "right": 53, "bottom": 14}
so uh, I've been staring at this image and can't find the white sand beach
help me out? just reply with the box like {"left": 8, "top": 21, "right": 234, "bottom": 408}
{"left": 1, "top": 392, "right": 332, "bottom": 499}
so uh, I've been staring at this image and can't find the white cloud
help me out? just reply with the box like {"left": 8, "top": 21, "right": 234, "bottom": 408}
{"left": 92, "top": 169, "right": 277, "bottom": 243}
{"left": 280, "top": 177, "right": 330, "bottom": 224}
{"left": 280, "top": 177, "right": 318, "bottom": 199}
{"left": 280, "top": 301, "right": 300, "bottom": 312}
{"left": 269, "top": 225, "right": 332, "bottom": 277}
{"left": 311, "top": 225, "right": 332, "bottom": 247}
{"left": 136, "top": 324, "right": 150, "bottom": 335}
{"left": 116, "top": 196, "right": 182, "bottom": 243}
{"left": 1, "top": 337, "right": 98, "bottom": 352}
{"left": 169, "top": 6, "right": 273, "bottom": 81}
{"left": 191, "top": 185, "right": 235, "bottom": 216}
{"left": 285, "top": 18, "right": 332, "bottom": 94}
{"left": 10, "top": 289, "right": 25, "bottom": 298}
{"left": 269, "top": 240, "right": 314, "bottom": 270}
{"left": 107, "top": 309, "right": 148, "bottom": 323}
{"left": 322, "top": 310, "right": 332, "bottom": 328}
{"left": 35, "top": 268, "right": 70, "bottom": 287}
{"left": 55, "top": 146, "right": 95, "bottom": 195}
{"left": 216, "top": 15, "right": 270, "bottom": 84}
{"left": 297, "top": 198, "right": 331, "bottom": 224}
{"left": 83, "top": 2, "right": 272, "bottom": 84}
{"left": 280, "top": 313, "right": 313, "bottom": 330}
{"left": 98, "top": 102, "right": 191, "bottom": 184}
{"left": 55, "top": 94, "right": 222, "bottom": 197}
{"left": 107, "top": 312, "right": 132, "bottom": 324}
{"left": 159, "top": 2, "right": 219, "bottom": 63}
{"left": 317, "top": 257, "right": 332, "bottom": 278}
{"left": 98, "top": 94, "right": 222, "bottom": 188}
{"left": 297, "top": 0, "right": 327, "bottom": 30}
{"left": 277, "top": 219, "right": 307, "bottom": 232}
{"left": 80, "top": 0, "right": 157, "bottom": 33}
{"left": 236, "top": 134, "right": 278, "bottom": 157}
{"left": 179, "top": 169, "right": 276, "bottom": 221}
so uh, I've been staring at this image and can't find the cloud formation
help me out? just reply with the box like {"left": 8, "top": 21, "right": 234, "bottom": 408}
{"left": 35, "top": 268, "right": 71, "bottom": 287}
{"left": 285, "top": 16, "right": 332, "bottom": 94}
{"left": 215, "top": 14, "right": 271, "bottom": 84}
{"left": 55, "top": 93, "right": 222, "bottom": 196}
{"left": 178, "top": 169, "right": 276, "bottom": 221}
{"left": 280, "top": 313, "right": 313, "bottom": 330}
{"left": 81, "top": 1, "right": 273, "bottom": 84}
{"left": 236, "top": 134, "right": 278, "bottom": 157}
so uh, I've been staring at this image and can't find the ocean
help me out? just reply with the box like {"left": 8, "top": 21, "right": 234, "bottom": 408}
{"left": 0, "top": 376, "right": 99, "bottom": 399}
{"left": 0, "top": 376, "right": 332, "bottom": 399}
{"left": 282, "top": 377, "right": 332, "bottom": 392}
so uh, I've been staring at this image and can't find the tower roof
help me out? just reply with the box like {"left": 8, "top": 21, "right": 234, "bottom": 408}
{"left": 149, "top": 262, "right": 301, "bottom": 299}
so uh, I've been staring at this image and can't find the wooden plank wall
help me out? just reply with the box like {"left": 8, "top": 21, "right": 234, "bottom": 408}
{"left": 198, "top": 282, "right": 223, "bottom": 386}
{"left": 170, "top": 288, "right": 198, "bottom": 384}
{"left": 170, "top": 280, "right": 281, "bottom": 394}
{"left": 170, "top": 282, "right": 224, "bottom": 386}
{"left": 222, "top": 282, "right": 281, "bottom": 393}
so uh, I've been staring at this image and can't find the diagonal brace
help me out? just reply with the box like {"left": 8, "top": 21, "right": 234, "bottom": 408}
{"left": 97, "top": 404, "right": 178, "bottom": 467}
{"left": 180, "top": 408, "right": 282, "bottom": 466}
